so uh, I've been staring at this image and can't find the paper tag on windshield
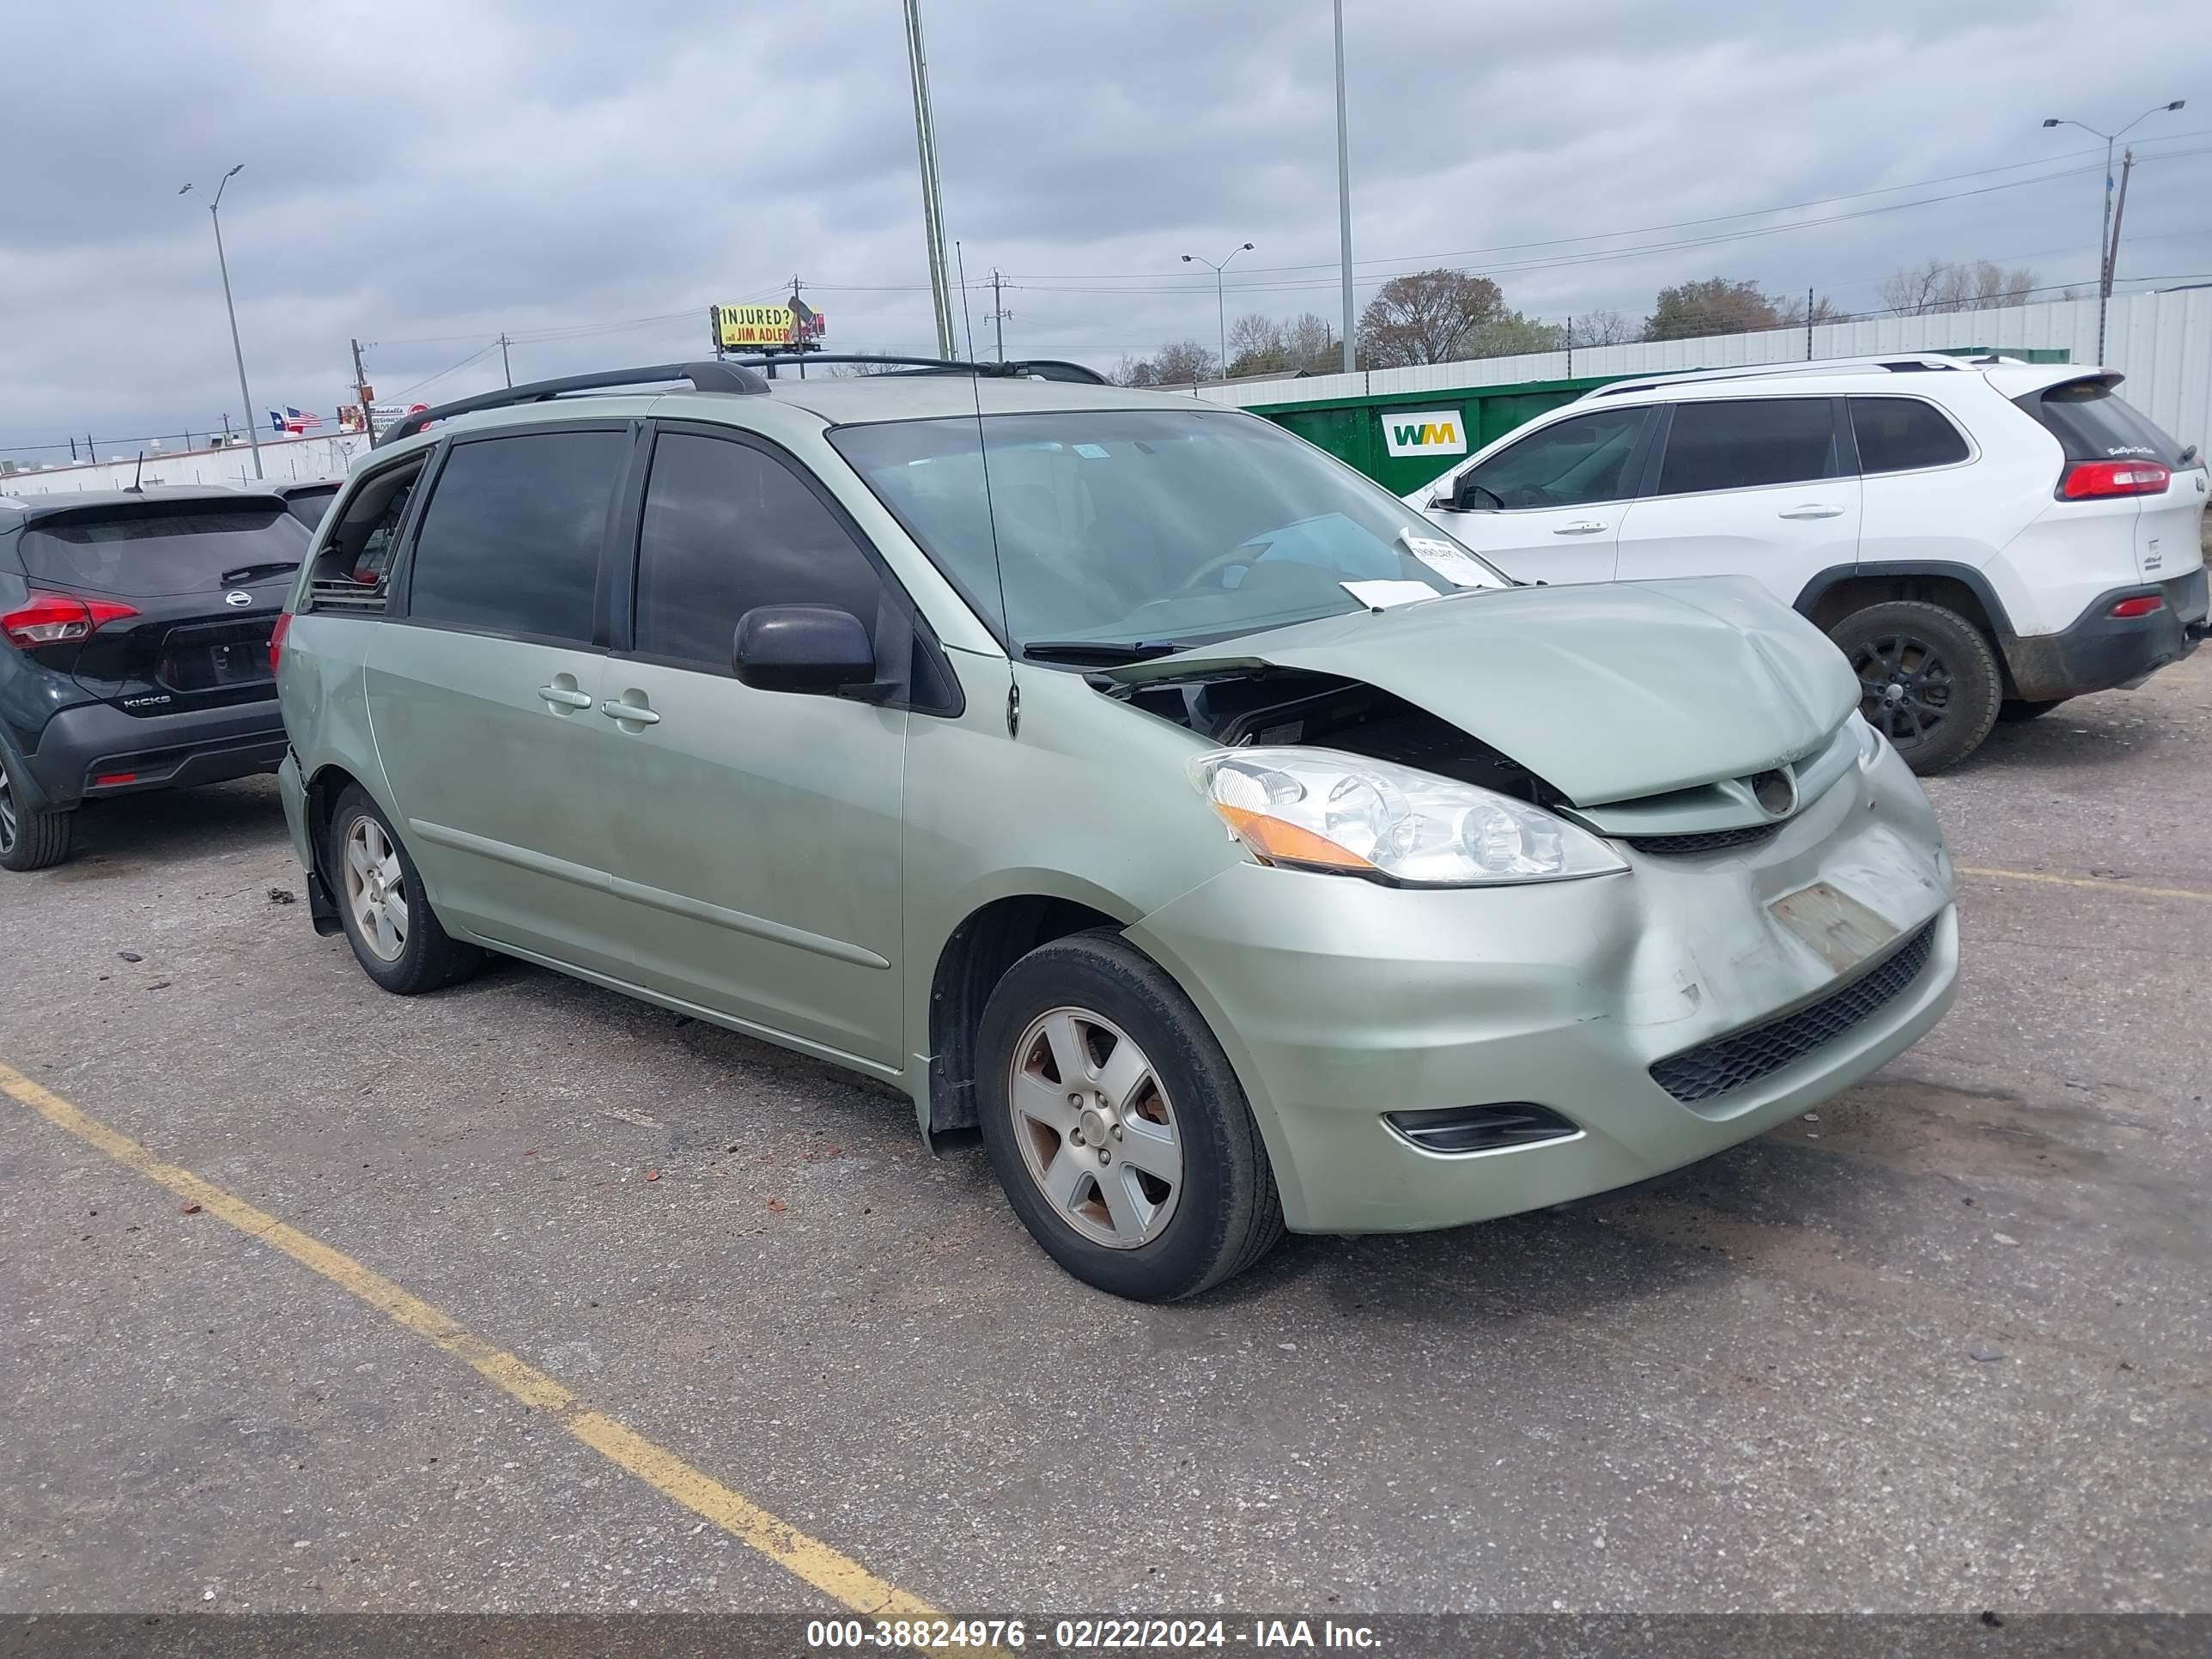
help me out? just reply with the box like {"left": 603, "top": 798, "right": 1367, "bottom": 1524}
{"left": 1340, "top": 580, "right": 1443, "bottom": 611}
{"left": 1400, "top": 530, "right": 1493, "bottom": 587}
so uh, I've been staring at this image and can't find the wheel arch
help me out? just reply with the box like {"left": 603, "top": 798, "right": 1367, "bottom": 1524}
{"left": 1796, "top": 562, "right": 2020, "bottom": 694}
{"left": 923, "top": 888, "right": 1143, "bottom": 1137}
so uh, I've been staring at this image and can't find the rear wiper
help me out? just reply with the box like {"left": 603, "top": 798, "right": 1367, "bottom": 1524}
{"left": 1020, "top": 640, "right": 1184, "bottom": 665}
{"left": 220, "top": 561, "right": 301, "bottom": 585}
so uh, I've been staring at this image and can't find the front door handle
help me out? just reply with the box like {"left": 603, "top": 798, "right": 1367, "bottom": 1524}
{"left": 537, "top": 684, "right": 593, "bottom": 709}
{"left": 601, "top": 697, "right": 659, "bottom": 726}
{"left": 1779, "top": 504, "right": 1845, "bottom": 520}
{"left": 1553, "top": 520, "right": 1608, "bottom": 536}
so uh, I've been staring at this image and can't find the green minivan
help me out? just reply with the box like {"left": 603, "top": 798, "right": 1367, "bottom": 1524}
{"left": 275, "top": 360, "right": 1957, "bottom": 1300}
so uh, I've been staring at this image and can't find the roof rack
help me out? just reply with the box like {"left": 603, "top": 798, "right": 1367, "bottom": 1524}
{"left": 1580, "top": 353, "right": 2025, "bottom": 401}
{"left": 721, "top": 353, "right": 1110, "bottom": 385}
{"left": 374, "top": 361, "right": 770, "bottom": 448}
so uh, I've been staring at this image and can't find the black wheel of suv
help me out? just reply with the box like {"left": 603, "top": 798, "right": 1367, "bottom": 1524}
{"left": 0, "top": 755, "right": 72, "bottom": 872}
{"left": 1998, "top": 697, "right": 2067, "bottom": 723}
{"left": 326, "top": 784, "right": 483, "bottom": 994}
{"left": 975, "top": 930, "right": 1284, "bottom": 1302}
{"left": 1830, "top": 601, "right": 2002, "bottom": 775}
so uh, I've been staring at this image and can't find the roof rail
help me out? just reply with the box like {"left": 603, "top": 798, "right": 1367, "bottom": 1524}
{"left": 373, "top": 360, "right": 770, "bottom": 448}
{"left": 721, "top": 353, "right": 1111, "bottom": 386}
{"left": 1579, "top": 353, "right": 2003, "bottom": 401}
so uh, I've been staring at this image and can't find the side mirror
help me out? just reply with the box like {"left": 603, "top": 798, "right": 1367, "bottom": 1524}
{"left": 1450, "top": 471, "right": 1500, "bottom": 512}
{"left": 732, "top": 604, "right": 878, "bottom": 696}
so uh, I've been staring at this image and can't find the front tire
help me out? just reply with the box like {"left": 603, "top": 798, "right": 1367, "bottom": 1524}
{"left": 0, "top": 756, "right": 71, "bottom": 872}
{"left": 975, "top": 930, "right": 1284, "bottom": 1302}
{"left": 326, "top": 785, "right": 483, "bottom": 994}
{"left": 1829, "top": 600, "right": 2002, "bottom": 775}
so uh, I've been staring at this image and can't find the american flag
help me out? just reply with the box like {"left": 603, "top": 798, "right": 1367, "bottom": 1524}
{"left": 286, "top": 407, "right": 323, "bottom": 433}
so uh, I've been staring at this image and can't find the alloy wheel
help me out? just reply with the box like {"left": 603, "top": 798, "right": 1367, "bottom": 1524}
{"left": 342, "top": 815, "right": 410, "bottom": 963}
{"left": 1007, "top": 1006, "right": 1183, "bottom": 1250}
{"left": 1852, "top": 632, "right": 1954, "bottom": 747}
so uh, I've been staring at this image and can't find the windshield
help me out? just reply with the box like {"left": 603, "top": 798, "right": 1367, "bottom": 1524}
{"left": 830, "top": 408, "right": 1506, "bottom": 654}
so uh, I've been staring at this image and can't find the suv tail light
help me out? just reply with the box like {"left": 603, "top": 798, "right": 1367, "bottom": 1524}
{"left": 2059, "top": 459, "right": 2171, "bottom": 500}
{"left": 1, "top": 592, "right": 141, "bottom": 647}
{"left": 2109, "top": 595, "right": 2165, "bottom": 619}
{"left": 269, "top": 611, "right": 293, "bottom": 673}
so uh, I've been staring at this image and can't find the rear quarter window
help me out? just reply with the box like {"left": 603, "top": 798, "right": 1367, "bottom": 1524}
{"left": 1850, "top": 398, "right": 1971, "bottom": 473}
{"left": 2014, "top": 380, "right": 2190, "bottom": 466}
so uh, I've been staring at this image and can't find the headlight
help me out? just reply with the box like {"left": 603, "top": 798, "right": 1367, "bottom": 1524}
{"left": 1854, "top": 714, "right": 1887, "bottom": 769}
{"left": 1188, "top": 747, "right": 1626, "bottom": 887}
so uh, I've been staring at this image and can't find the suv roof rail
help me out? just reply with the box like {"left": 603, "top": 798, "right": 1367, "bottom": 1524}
{"left": 373, "top": 360, "right": 771, "bottom": 448}
{"left": 722, "top": 353, "right": 1111, "bottom": 386}
{"left": 1580, "top": 352, "right": 2014, "bottom": 401}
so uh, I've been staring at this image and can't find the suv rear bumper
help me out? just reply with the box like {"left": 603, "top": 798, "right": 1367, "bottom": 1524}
{"left": 2003, "top": 568, "right": 2208, "bottom": 702}
{"left": 14, "top": 694, "right": 287, "bottom": 813}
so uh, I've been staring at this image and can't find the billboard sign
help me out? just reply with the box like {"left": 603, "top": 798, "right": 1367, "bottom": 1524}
{"left": 711, "top": 302, "right": 827, "bottom": 350}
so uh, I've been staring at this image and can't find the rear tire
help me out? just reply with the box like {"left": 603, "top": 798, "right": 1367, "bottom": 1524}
{"left": 0, "top": 756, "right": 71, "bottom": 872}
{"left": 975, "top": 929, "right": 1284, "bottom": 1302}
{"left": 1998, "top": 697, "right": 2066, "bottom": 723}
{"left": 1829, "top": 600, "right": 2002, "bottom": 775}
{"left": 326, "top": 785, "right": 483, "bottom": 994}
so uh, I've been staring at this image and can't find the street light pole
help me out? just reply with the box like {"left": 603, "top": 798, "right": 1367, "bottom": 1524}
{"left": 1333, "top": 0, "right": 1356, "bottom": 374}
{"left": 181, "top": 167, "right": 263, "bottom": 480}
{"left": 2042, "top": 100, "right": 2185, "bottom": 363}
{"left": 901, "top": 0, "right": 957, "bottom": 360}
{"left": 1180, "top": 243, "right": 1253, "bottom": 380}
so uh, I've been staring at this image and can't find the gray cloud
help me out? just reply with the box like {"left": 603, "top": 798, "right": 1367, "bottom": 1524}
{"left": 2, "top": 0, "right": 2203, "bottom": 460}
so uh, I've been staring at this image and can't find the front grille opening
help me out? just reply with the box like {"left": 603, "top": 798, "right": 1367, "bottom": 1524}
{"left": 1626, "top": 823, "right": 1782, "bottom": 857}
{"left": 1384, "top": 1102, "right": 1580, "bottom": 1155}
{"left": 1650, "top": 918, "right": 1939, "bottom": 1105}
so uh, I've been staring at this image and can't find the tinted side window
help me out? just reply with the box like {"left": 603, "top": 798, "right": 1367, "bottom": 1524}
{"left": 634, "top": 433, "right": 886, "bottom": 670}
{"left": 1850, "top": 398, "right": 1970, "bottom": 473}
{"left": 407, "top": 431, "right": 627, "bottom": 643}
{"left": 1655, "top": 398, "right": 1838, "bottom": 496}
{"left": 1461, "top": 408, "right": 1649, "bottom": 509}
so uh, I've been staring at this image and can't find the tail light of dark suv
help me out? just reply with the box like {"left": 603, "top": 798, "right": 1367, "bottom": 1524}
{"left": 2, "top": 592, "right": 141, "bottom": 648}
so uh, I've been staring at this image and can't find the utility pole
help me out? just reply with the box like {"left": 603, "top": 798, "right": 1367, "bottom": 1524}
{"left": 1332, "top": 0, "right": 1356, "bottom": 374}
{"left": 901, "top": 0, "right": 957, "bottom": 359}
{"left": 497, "top": 333, "right": 513, "bottom": 387}
{"left": 988, "top": 269, "right": 1011, "bottom": 363}
{"left": 181, "top": 167, "right": 264, "bottom": 479}
{"left": 2105, "top": 149, "right": 2136, "bottom": 310}
{"left": 350, "top": 338, "right": 375, "bottom": 441}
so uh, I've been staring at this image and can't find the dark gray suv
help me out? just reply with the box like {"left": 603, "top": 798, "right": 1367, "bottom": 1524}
{"left": 0, "top": 486, "right": 309, "bottom": 870}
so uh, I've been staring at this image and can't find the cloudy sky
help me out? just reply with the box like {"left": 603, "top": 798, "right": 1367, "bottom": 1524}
{"left": 1, "top": 0, "right": 2203, "bottom": 464}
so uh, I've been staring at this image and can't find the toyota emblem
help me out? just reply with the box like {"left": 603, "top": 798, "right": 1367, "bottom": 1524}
{"left": 224, "top": 591, "right": 252, "bottom": 607}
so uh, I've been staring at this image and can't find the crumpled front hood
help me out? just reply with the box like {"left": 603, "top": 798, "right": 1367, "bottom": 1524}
{"left": 1107, "top": 575, "right": 1859, "bottom": 805}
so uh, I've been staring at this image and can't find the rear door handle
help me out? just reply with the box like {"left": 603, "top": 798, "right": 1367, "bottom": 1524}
{"left": 601, "top": 698, "right": 659, "bottom": 726}
{"left": 537, "top": 684, "right": 593, "bottom": 708}
{"left": 1778, "top": 504, "right": 1845, "bottom": 520}
{"left": 1553, "top": 520, "right": 1608, "bottom": 536}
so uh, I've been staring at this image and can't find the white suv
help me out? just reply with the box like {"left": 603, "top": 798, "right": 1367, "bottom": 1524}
{"left": 1408, "top": 355, "right": 2209, "bottom": 771}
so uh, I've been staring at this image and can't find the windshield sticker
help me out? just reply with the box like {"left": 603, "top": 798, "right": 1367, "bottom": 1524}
{"left": 1073, "top": 443, "right": 1110, "bottom": 459}
{"left": 1400, "top": 531, "right": 1495, "bottom": 587}
{"left": 1340, "top": 579, "right": 1444, "bottom": 611}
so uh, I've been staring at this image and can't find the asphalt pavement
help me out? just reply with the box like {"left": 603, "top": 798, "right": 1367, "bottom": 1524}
{"left": 3, "top": 652, "right": 2209, "bottom": 1617}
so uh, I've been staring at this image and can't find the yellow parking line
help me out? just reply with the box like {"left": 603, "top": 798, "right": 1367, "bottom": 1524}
{"left": 1956, "top": 866, "right": 2212, "bottom": 905}
{"left": 0, "top": 1059, "right": 939, "bottom": 1620}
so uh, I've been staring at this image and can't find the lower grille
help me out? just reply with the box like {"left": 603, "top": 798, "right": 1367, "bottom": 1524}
{"left": 1650, "top": 918, "right": 1939, "bottom": 1104}
{"left": 1627, "top": 823, "right": 1781, "bottom": 856}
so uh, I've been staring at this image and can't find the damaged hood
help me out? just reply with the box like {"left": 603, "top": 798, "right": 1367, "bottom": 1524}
{"left": 1106, "top": 575, "right": 1859, "bottom": 805}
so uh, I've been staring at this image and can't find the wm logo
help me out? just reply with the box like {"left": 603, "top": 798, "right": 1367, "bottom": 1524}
{"left": 1381, "top": 409, "right": 1468, "bottom": 458}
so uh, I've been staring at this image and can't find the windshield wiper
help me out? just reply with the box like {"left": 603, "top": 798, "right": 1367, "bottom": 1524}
{"left": 220, "top": 561, "right": 301, "bottom": 585}
{"left": 1020, "top": 639, "right": 1185, "bottom": 665}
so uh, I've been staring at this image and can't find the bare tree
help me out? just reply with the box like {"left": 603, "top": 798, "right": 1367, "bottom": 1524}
{"left": 1225, "top": 314, "right": 1291, "bottom": 377}
{"left": 1358, "top": 269, "right": 1510, "bottom": 366}
{"left": 1880, "top": 258, "right": 2038, "bottom": 316}
{"left": 1283, "top": 313, "right": 1339, "bottom": 372}
{"left": 1565, "top": 310, "right": 1635, "bottom": 348}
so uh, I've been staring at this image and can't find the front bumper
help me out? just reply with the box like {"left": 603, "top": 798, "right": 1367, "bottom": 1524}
{"left": 18, "top": 695, "right": 287, "bottom": 812}
{"left": 2003, "top": 568, "right": 2208, "bottom": 702}
{"left": 1129, "top": 739, "right": 1958, "bottom": 1235}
